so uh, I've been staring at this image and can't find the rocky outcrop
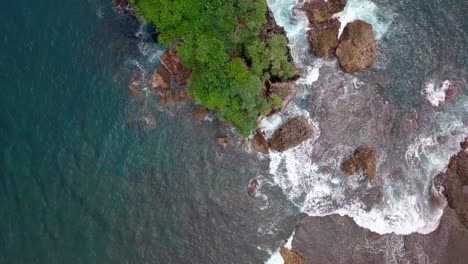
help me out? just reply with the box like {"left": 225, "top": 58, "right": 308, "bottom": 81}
{"left": 252, "top": 130, "right": 269, "bottom": 154}
{"left": 269, "top": 116, "right": 314, "bottom": 152}
{"left": 301, "top": 0, "right": 346, "bottom": 24}
{"left": 151, "top": 66, "right": 171, "bottom": 90}
{"left": 307, "top": 18, "right": 341, "bottom": 59}
{"left": 280, "top": 247, "right": 306, "bottom": 264}
{"left": 216, "top": 137, "right": 229, "bottom": 149}
{"left": 159, "top": 43, "right": 192, "bottom": 85}
{"left": 268, "top": 81, "right": 297, "bottom": 111}
{"left": 342, "top": 147, "right": 377, "bottom": 180}
{"left": 436, "top": 142, "right": 468, "bottom": 228}
{"left": 247, "top": 179, "right": 260, "bottom": 198}
{"left": 335, "top": 20, "right": 377, "bottom": 73}
{"left": 192, "top": 106, "right": 209, "bottom": 120}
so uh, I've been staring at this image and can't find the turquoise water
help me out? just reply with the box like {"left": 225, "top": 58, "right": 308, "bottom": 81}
{"left": 1, "top": 0, "right": 468, "bottom": 263}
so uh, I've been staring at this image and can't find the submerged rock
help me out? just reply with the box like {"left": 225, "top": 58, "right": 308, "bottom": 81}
{"left": 151, "top": 65, "right": 171, "bottom": 90}
{"left": 192, "top": 106, "right": 209, "bottom": 120}
{"left": 252, "top": 130, "right": 269, "bottom": 154}
{"left": 247, "top": 179, "right": 260, "bottom": 198}
{"left": 269, "top": 116, "right": 314, "bottom": 152}
{"left": 307, "top": 18, "right": 341, "bottom": 59}
{"left": 301, "top": 0, "right": 346, "bottom": 23}
{"left": 280, "top": 247, "right": 306, "bottom": 264}
{"left": 160, "top": 43, "right": 192, "bottom": 85}
{"left": 174, "top": 89, "right": 190, "bottom": 104}
{"left": 128, "top": 72, "right": 144, "bottom": 97}
{"left": 342, "top": 147, "right": 377, "bottom": 180}
{"left": 335, "top": 20, "right": 377, "bottom": 73}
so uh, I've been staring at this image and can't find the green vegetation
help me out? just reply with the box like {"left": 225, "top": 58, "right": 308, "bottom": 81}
{"left": 130, "top": 0, "right": 295, "bottom": 136}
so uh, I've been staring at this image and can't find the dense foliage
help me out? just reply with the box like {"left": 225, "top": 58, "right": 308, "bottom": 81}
{"left": 131, "top": 0, "right": 295, "bottom": 135}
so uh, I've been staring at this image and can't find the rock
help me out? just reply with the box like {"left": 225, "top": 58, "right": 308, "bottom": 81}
{"left": 307, "top": 18, "right": 341, "bottom": 59}
{"left": 174, "top": 89, "right": 190, "bottom": 104}
{"left": 301, "top": 0, "right": 346, "bottom": 24}
{"left": 269, "top": 116, "right": 314, "bottom": 152}
{"left": 151, "top": 66, "right": 171, "bottom": 90}
{"left": 437, "top": 145, "right": 468, "bottom": 228}
{"left": 252, "top": 130, "right": 269, "bottom": 154}
{"left": 247, "top": 179, "right": 260, "bottom": 198}
{"left": 216, "top": 137, "right": 229, "bottom": 149}
{"left": 192, "top": 106, "right": 209, "bottom": 120}
{"left": 268, "top": 81, "right": 297, "bottom": 111}
{"left": 280, "top": 247, "right": 305, "bottom": 264}
{"left": 128, "top": 72, "right": 144, "bottom": 97}
{"left": 335, "top": 20, "right": 377, "bottom": 73}
{"left": 461, "top": 138, "right": 468, "bottom": 151}
{"left": 342, "top": 147, "right": 377, "bottom": 180}
{"left": 159, "top": 90, "right": 174, "bottom": 106}
{"left": 160, "top": 43, "right": 192, "bottom": 85}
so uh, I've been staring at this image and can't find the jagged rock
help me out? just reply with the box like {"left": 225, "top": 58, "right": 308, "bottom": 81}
{"left": 128, "top": 72, "right": 144, "bottom": 97}
{"left": 269, "top": 116, "right": 314, "bottom": 152}
{"left": 252, "top": 130, "right": 269, "bottom": 154}
{"left": 335, "top": 20, "right": 377, "bottom": 73}
{"left": 159, "top": 90, "right": 174, "bottom": 106}
{"left": 192, "top": 106, "right": 209, "bottom": 120}
{"left": 280, "top": 247, "right": 306, "bottom": 264}
{"left": 268, "top": 81, "right": 297, "bottom": 111}
{"left": 160, "top": 43, "right": 192, "bottom": 85}
{"left": 174, "top": 89, "right": 190, "bottom": 104}
{"left": 342, "top": 147, "right": 377, "bottom": 180}
{"left": 307, "top": 18, "right": 341, "bottom": 59}
{"left": 247, "top": 179, "right": 260, "bottom": 198}
{"left": 461, "top": 138, "right": 468, "bottom": 151}
{"left": 216, "top": 137, "right": 229, "bottom": 149}
{"left": 151, "top": 66, "right": 171, "bottom": 90}
{"left": 301, "top": 0, "right": 346, "bottom": 24}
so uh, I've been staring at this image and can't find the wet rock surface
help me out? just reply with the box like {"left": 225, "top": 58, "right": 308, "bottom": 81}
{"left": 301, "top": 0, "right": 346, "bottom": 24}
{"left": 252, "top": 130, "right": 269, "bottom": 154}
{"left": 269, "top": 116, "right": 314, "bottom": 152}
{"left": 159, "top": 43, "right": 192, "bottom": 85}
{"left": 280, "top": 247, "right": 306, "bottom": 264}
{"left": 268, "top": 81, "right": 297, "bottom": 111}
{"left": 307, "top": 18, "right": 341, "bottom": 59}
{"left": 342, "top": 147, "right": 377, "bottom": 180}
{"left": 192, "top": 106, "right": 209, "bottom": 120}
{"left": 335, "top": 20, "right": 377, "bottom": 73}
{"left": 247, "top": 179, "right": 260, "bottom": 198}
{"left": 216, "top": 137, "right": 229, "bottom": 149}
{"left": 151, "top": 66, "right": 171, "bottom": 90}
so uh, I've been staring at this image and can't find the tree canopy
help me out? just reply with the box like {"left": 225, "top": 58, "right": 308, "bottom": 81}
{"left": 131, "top": 0, "right": 295, "bottom": 136}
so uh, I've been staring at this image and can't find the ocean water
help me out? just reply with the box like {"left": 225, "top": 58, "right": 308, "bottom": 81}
{"left": 1, "top": 0, "right": 467, "bottom": 264}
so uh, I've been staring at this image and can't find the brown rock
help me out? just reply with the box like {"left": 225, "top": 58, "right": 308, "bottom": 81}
{"left": 164, "top": 90, "right": 174, "bottom": 105}
{"left": 301, "top": 0, "right": 346, "bottom": 24}
{"left": 269, "top": 116, "right": 314, "bottom": 152}
{"left": 247, "top": 179, "right": 260, "bottom": 198}
{"left": 342, "top": 147, "right": 377, "bottom": 180}
{"left": 307, "top": 18, "right": 341, "bottom": 59}
{"left": 192, "top": 106, "right": 209, "bottom": 120}
{"left": 335, "top": 20, "right": 377, "bottom": 73}
{"left": 128, "top": 72, "right": 144, "bottom": 97}
{"left": 174, "top": 90, "right": 190, "bottom": 104}
{"left": 280, "top": 247, "right": 305, "bottom": 264}
{"left": 252, "top": 130, "right": 269, "bottom": 154}
{"left": 151, "top": 66, "right": 171, "bottom": 90}
{"left": 461, "top": 138, "right": 468, "bottom": 151}
{"left": 216, "top": 137, "right": 229, "bottom": 149}
{"left": 268, "top": 81, "right": 297, "bottom": 111}
{"left": 160, "top": 43, "right": 192, "bottom": 85}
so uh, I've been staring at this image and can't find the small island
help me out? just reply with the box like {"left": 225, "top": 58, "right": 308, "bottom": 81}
{"left": 130, "top": 0, "right": 298, "bottom": 136}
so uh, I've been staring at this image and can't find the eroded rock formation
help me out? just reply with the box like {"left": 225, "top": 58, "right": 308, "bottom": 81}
{"left": 269, "top": 116, "right": 314, "bottom": 152}
{"left": 342, "top": 147, "right": 377, "bottom": 180}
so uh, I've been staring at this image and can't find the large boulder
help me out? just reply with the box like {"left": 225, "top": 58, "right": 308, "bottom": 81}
{"left": 192, "top": 106, "right": 209, "bottom": 120}
{"left": 280, "top": 247, "right": 306, "bottom": 264}
{"left": 159, "top": 43, "right": 192, "bottom": 85}
{"left": 247, "top": 179, "right": 260, "bottom": 198}
{"left": 151, "top": 65, "right": 171, "bottom": 90}
{"left": 335, "top": 20, "right": 377, "bottom": 73}
{"left": 301, "top": 0, "right": 346, "bottom": 24}
{"left": 269, "top": 116, "right": 314, "bottom": 152}
{"left": 252, "top": 130, "right": 269, "bottom": 154}
{"left": 342, "top": 147, "right": 377, "bottom": 180}
{"left": 307, "top": 18, "right": 341, "bottom": 59}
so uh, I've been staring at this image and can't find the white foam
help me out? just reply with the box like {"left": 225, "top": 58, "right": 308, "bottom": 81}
{"left": 423, "top": 80, "right": 451, "bottom": 107}
{"left": 334, "top": 0, "right": 392, "bottom": 40}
